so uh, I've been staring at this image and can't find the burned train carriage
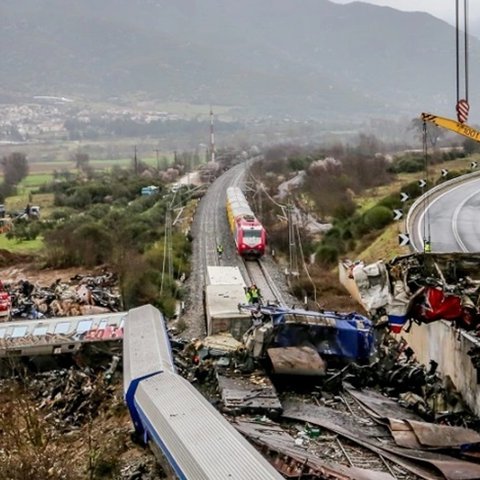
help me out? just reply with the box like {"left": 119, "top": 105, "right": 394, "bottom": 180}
{"left": 226, "top": 187, "right": 266, "bottom": 258}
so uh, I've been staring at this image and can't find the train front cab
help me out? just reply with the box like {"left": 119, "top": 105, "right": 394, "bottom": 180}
{"left": 237, "top": 225, "right": 266, "bottom": 258}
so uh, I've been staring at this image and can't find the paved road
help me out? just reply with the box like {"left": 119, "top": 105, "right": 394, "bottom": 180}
{"left": 416, "top": 176, "right": 480, "bottom": 252}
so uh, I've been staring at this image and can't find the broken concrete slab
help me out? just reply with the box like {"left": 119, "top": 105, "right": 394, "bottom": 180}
{"left": 267, "top": 346, "right": 326, "bottom": 376}
{"left": 216, "top": 370, "right": 282, "bottom": 415}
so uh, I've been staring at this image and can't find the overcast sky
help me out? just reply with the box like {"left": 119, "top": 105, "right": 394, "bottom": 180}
{"left": 330, "top": 1, "right": 480, "bottom": 24}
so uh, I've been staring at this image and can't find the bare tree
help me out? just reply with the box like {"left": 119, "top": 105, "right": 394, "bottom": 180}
{"left": 409, "top": 118, "right": 445, "bottom": 149}
{"left": 2, "top": 151, "right": 28, "bottom": 186}
{"left": 72, "top": 152, "right": 90, "bottom": 172}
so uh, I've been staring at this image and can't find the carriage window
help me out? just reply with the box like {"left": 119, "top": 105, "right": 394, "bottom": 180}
{"left": 77, "top": 320, "right": 93, "bottom": 334}
{"left": 243, "top": 229, "right": 261, "bottom": 239}
{"left": 33, "top": 326, "right": 48, "bottom": 336}
{"left": 54, "top": 322, "right": 71, "bottom": 334}
{"left": 12, "top": 326, "right": 28, "bottom": 338}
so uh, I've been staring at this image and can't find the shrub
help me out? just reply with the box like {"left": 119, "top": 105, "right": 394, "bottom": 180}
{"left": 316, "top": 244, "right": 339, "bottom": 265}
{"left": 363, "top": 206, "right": 392, "bottom": 230}
{"left": 388, "top": 155, "right": 424, "bottom": 173}
{"left": 378, "top": 193, "right": 402, "bottom": 210}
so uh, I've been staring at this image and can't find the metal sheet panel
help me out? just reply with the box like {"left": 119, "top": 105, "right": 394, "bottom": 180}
{"left": 405, "top": 420, "right": 480, "bottom": 449}
{"left": 205, "top": 284, "right": 249, "bottom": 317}
{"left": 206, "top": 266, "right": 246, "bottom": 286}
{"left": 283, "top": 401, "right": 480, "bottom": 480}
{"left": 136, "top": 373, "right": 283, "bottom": 480}
{"left": 235, "top": 420, "right": 395, "bottom": 480}
{"left": 123, "top": 305, "right": 174, "bottom": 393}
{"left": 205, "top": 284, "right": 250, "bottom": 336}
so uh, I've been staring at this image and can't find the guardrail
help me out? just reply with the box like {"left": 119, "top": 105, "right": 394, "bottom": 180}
{"left": 406, "top": 170, "right": 480, "bottom": 250}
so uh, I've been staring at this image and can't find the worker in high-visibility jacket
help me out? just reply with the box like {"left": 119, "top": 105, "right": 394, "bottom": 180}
{"left": 424, "top": 240, "right": 432, "bottom": 253}
{"left": 249, "top": 284, "right": 261, "bottom": 304}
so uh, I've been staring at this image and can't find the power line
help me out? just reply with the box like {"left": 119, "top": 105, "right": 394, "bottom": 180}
{"left": 422, "top": 120, "right": 431, "bottom": 251}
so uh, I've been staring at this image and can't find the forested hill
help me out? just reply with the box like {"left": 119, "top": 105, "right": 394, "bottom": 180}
{"left": 2, "top": 0, "right": 479, "bottom": 120}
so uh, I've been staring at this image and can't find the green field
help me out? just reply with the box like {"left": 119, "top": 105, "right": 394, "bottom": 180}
{"left": 20, "top": 173, "right": 54, "bottom": 188}
{"left": 0, "top": 234, "right": 44, "bottom": 253}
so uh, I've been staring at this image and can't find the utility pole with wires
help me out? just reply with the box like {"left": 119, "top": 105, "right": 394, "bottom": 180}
{"left": 421, "top": 121, "right": 432, "bottom": 253}
{"left": 209, "top": 107, "right": 216, "bottom": 163}
{"left": 287, "top": 201, "right": 299, "bottom": 278}
{"left": 247, "top": 170, "right": 317, "bottom": 302}
{"left": 245, "top": 179, "right": 264, "bottom": 220}
{"left": 160, "top": 201, "right": 174, "bottom": 295}
{"left": 133, "top": 145, "right": 138, "bottom": 175}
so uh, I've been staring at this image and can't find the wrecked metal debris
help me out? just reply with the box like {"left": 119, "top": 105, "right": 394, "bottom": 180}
{"left": 5, "top": 272, "right": 121, "bottom": 321}
{"left": 283, "top": 398, "right": 480, "bottom": 480}
{"left": 239, "top": 303, "right": 375, "bottom": 369}
{"left": 26, "top": 366, "right": 118, "bottom": 430}
{"left": 234, "top": 418, "right": 395, "bottom": 480}
{"left": 267, "top": 346, "right": 326, "bottom": 376}
{"left": 340, "top": 253, "right": 480, "bottom": 333}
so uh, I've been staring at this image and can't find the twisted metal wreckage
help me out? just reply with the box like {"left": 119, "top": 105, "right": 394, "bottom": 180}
{"left": 340, "top": 253, "right": 480, "bottom": 334}
{"left": 237, "top": 303, "right": 375, "bottom": 376}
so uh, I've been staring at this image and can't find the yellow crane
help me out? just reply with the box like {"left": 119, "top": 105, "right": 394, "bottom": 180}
{"left": 421, "top": 1, "right": 479, "bottom": 141}
{"left": 421, "top": 113, "right": 480, "bottom": 143}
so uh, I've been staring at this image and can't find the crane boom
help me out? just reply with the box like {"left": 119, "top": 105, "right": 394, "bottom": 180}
{"left": 422, "top": 112, "right": 480, "bottom": 143}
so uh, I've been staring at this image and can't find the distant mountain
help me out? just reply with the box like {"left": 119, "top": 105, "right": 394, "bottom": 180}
{"left": 1, "top": 0, "right": 480, "bottom": 121}
{"left": 472, "top": 17, "right": 480, "bottom": 39}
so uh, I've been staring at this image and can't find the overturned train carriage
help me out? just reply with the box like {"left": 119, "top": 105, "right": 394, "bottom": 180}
{"left": 123, "top": 304, "right": 283, "bottom": 480}
{"left": 226, "top": 187, "right": 266, "bottom": 258}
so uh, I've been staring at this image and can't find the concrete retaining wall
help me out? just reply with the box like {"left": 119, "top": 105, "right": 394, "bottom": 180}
{"left": 339, "top": 261, "right": 480, "bottom": 415}
{"left": 400, "top": 323, "right": 480, "bottom": 416}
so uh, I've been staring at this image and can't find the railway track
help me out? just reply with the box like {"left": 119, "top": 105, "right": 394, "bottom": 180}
{"left": 333, "top": 392, "right": 420, "bottom": 479}
{"left": 183, "top": 163, "right": 428, "bottom": 479}
{"left": 244, "top": 259, "right": 286, "bottom": 306}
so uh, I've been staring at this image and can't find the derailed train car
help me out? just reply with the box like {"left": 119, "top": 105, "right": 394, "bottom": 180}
{"left": 240, "top": 303, "right": 375, "bottom": 375}
{"left": 123, "top": 304, "right": 283, "bottom": 480}
{"left": 226, "top": 187, "right": 266, "bottom": 258}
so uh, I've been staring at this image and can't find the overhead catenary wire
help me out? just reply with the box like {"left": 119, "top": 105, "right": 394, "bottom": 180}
{"left": 295, "top": 221, "right": 317, "bottom": 304}
{"left": 248, "top": 170, "right": 317, "bottom": 301}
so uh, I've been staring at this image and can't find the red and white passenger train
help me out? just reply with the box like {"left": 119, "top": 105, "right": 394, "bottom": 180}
{"left": 226, "top": 187, "right": 266, "bottom": 258}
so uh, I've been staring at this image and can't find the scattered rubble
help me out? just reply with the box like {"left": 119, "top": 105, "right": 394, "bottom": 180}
{"left": 4, "top": 271, "right": 121, "bottom": 320}
{"left": 233, "top": 417, "right": 395, "bottom": 479}
{"left": 29, "top": 367, "right": 117, "bottom": 430}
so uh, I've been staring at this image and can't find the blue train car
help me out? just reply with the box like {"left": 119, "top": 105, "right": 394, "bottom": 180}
{"left": 123, "top": 304, "right": 283, "bottom": 480}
